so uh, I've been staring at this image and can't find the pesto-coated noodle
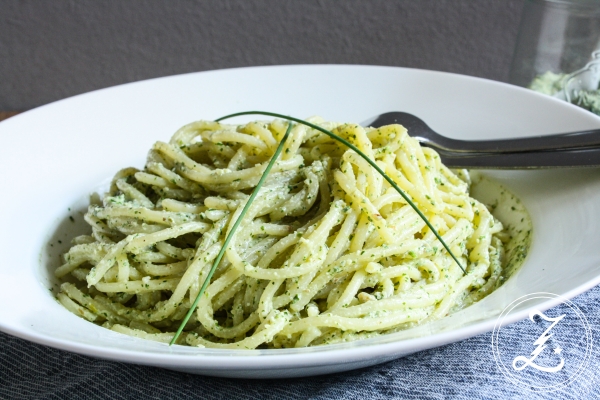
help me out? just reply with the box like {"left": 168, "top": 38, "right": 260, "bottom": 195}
{"left": 56, "top": 117, "right": 507, "bottom": 349}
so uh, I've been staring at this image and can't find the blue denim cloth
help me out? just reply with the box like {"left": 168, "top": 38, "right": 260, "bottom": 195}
{"left": 1, "top": 285, "right": 598, "bottom": 400}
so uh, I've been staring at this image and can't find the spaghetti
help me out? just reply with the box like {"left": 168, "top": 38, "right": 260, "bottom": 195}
{"left": 56, "top": 116, "right": 507, "bottom": 349}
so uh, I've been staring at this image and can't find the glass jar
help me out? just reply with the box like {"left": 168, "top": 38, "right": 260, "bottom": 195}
{"left": 509, "top": 0, "right": 600, "bottom": 114}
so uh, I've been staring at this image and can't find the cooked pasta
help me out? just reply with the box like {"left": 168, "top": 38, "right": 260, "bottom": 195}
{"left": 56, "top": 116, "right": 507, "bottom": 349}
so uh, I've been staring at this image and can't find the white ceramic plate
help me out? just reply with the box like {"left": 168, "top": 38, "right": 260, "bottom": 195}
{"left": 1, "top": 65, "right": 600, "bottom": 379}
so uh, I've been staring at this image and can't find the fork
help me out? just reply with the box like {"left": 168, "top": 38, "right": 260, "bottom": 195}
{"left": 365, "top": 112, "right": 600, "bottom": 168}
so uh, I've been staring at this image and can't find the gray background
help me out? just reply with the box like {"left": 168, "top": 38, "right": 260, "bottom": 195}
{"left": 1, "top": 0, "right": 525, "bottom": 110}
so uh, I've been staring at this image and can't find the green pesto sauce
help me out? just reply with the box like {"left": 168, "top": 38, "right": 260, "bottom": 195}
{"left": 469, "top": 173, "right": 532, "bottom": 281}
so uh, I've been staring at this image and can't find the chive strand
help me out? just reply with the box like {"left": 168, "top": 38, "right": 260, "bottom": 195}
{"left": 169, "top": 121, "right": 294, "bottom": 345}
{"left": 216, "top": 111, "right": 465, "bottom": 274}
{"left": 170, "top": 111, "right": 466, "bottom": 346}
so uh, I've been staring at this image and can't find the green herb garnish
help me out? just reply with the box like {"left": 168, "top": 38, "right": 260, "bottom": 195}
{"left": 216, "top": 111, "right": 465, "bottom": 272}
{"left": 169, "top": 111, "right": 464, "bottom": 346}
{"left": 169, "top": 121, "right": 294, "bottom": 345}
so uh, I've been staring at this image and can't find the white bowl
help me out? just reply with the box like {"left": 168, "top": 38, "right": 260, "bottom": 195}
{"left": 1, "top": 65, "right": 600, "bottom": 379}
